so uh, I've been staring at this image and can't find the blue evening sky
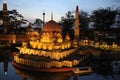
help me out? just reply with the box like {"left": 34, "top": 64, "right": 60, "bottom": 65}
{"left": 0, "top": 0, "right": 120, "bottom": 22}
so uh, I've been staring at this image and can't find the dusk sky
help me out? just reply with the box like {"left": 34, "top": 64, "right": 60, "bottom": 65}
{"left": 0, "top": 0, "right": 120, "bottom": 22}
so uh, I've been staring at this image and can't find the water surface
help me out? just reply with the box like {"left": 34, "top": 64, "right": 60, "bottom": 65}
{"left": 0, "top": 59, "right": 120, "bottom": 80}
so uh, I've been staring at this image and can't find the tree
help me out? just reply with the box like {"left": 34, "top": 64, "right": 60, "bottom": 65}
{"left": 115, "top": 7, "right": 120, "bottom": 27}
{"left": 59, "top": 10, "right": 89, "bottom": 40}
{"left": 0, "top": 9, "right": 27, "bottom": 33}
{"left": 79, "top": 10, "right": 89, "bottom": 30}
{"left": 79, "top": 11, "right": 90, "bottom": 40}
{"left": 34, "top": 18, "right": 43, "bottom": 33}
{"left": 91, "top": 7, "right": 117, "bottom": 30}
{"left": 59, "top": 11, "right": 74, "bottom": 40}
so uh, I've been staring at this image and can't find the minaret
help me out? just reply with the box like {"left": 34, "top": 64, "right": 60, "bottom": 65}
{"left": 3, "top": 0, "right": 8, "bottom": 33}
{"left": 74, "top": 5, "right": 80, "bottom": 47}
{"left": 43, "top": 10, "right": 45, "bottom": 24}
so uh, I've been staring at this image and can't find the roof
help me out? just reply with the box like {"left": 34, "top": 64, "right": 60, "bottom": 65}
{"left": 42, "top": 20, "right": 61, "bottom": 32}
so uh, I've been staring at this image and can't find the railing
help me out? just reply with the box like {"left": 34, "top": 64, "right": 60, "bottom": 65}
{"left": 14, "top": 55, "right": 81, "bottom": 68}
{"left": 18, "top": 47, "right": 77, "bottom": 60}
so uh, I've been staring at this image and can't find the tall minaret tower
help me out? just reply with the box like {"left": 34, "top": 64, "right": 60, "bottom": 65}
{"left": 43, "top": 10, "right": 45, "bottom": 24}
{"left": 74, "top": 5, "right": 80, "bottom": 46}
{"left": 3, "top": 0, "right": 8, "bottom": 33}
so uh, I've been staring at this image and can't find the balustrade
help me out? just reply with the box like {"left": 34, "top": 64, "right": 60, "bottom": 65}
{"left": 14, "top": 55, "right": 77, "bottom": 68}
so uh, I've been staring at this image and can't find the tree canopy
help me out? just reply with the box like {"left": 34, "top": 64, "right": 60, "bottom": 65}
{"left": 0, "top": 9, "right": 27, "bottom": 33}
{"left": 59, "top": 10, "right": 89, "bottom": 39}
{"left": 33, "top": 18, "right": 43, "bottom": 33}
{"left": 91, "top": 7, "right": 117, "bottom": 30}
{"left": 79, "top": 10, "right": 89, "bottom": 30}
{"left": 59, "top": 11, "right": 74, "bottom": 39}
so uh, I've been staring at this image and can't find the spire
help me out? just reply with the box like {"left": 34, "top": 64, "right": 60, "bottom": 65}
{"left": 74, "top": 5, "right": 80, "bottom": 47}
{"left": 75, "top": 5, "right": 79, "bottom": 19}
{"left": 76, "top": 5, "right": 79, "bottom": 13}
{"left": 51, "top": 12, "right": 53, "bottom": 20}
{"left": 43, "top": 10, "right": 45, "bottom": 24}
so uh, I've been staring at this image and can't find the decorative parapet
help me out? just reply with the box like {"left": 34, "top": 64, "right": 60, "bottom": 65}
{"left": 13, "top": 55, "right": 79, "bottom": 68}
{"left": 17, "top": 47, "right": 77, "bottom": 60}
{"left": 29, "top": 41, "right": 71, "bottom": 50}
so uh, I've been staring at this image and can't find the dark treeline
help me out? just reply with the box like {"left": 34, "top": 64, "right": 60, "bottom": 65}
{"left": 0, "top": 10, "right": 28, "bottom": 33}
{"left": 59, "top": 7, "right": 120, "bottom": 44}
{"left": 0, "top": 7, "right": 120, "bottom": 43}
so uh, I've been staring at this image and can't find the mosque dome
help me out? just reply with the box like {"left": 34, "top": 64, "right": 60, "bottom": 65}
{"left": 42, "top": 20, "right": 62, "bottom": 32}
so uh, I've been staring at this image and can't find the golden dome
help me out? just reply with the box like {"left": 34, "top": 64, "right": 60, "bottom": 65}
{"left": 42, "top": 20, "right": 62, "bottom": 32}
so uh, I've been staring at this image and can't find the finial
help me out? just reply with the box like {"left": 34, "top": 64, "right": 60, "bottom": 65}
{"left": 76, "top": 5, "right": 79, "bottom": 12}
{"left": 43, "top": 10, "right": 45, "bottom": 15}
{"left": 51, "top": 12, "right": 53, "bottom": 20}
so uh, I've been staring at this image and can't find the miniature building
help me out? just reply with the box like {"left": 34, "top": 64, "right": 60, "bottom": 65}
{"left": 13, "top": 17, "right": 77, "bottom": 69}
{"left": 12, "top": 6, "right": 81, "bottom": 72}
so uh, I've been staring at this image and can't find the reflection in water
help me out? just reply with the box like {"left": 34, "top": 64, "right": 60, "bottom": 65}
{"left": 90, "top": 60, "right": 113, "bottom": 76}
{"left": 0, "top": 50, "right": 120, "bottom": 80}
{"left": 13, "top": 67, "right": 73, "bottom": 80}
{"left": 3, "top": 60, "right": 8, "bottom": 75}
{"left": 0, "top": 59, "right": 120, "bottom": 80}
{"left": 89, "top": 60, "right": 120, "bottom": 80}
{"left": 73, "top": 75, "right": 78, "bottom": 80}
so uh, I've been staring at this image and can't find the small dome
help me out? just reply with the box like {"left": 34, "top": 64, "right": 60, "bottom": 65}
{"left": 42, "top": 20, "right": 61, "bottom": 32}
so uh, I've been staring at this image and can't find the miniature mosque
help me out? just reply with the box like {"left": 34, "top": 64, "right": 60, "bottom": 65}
{"left": 12, "top": 5, "right": 80, "bottom": 72}
{"left": 29, "top": 15, "right": 71, "bottom": 51}
{"left": 1, "top": 1, "right": 81, "bottom": 72}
